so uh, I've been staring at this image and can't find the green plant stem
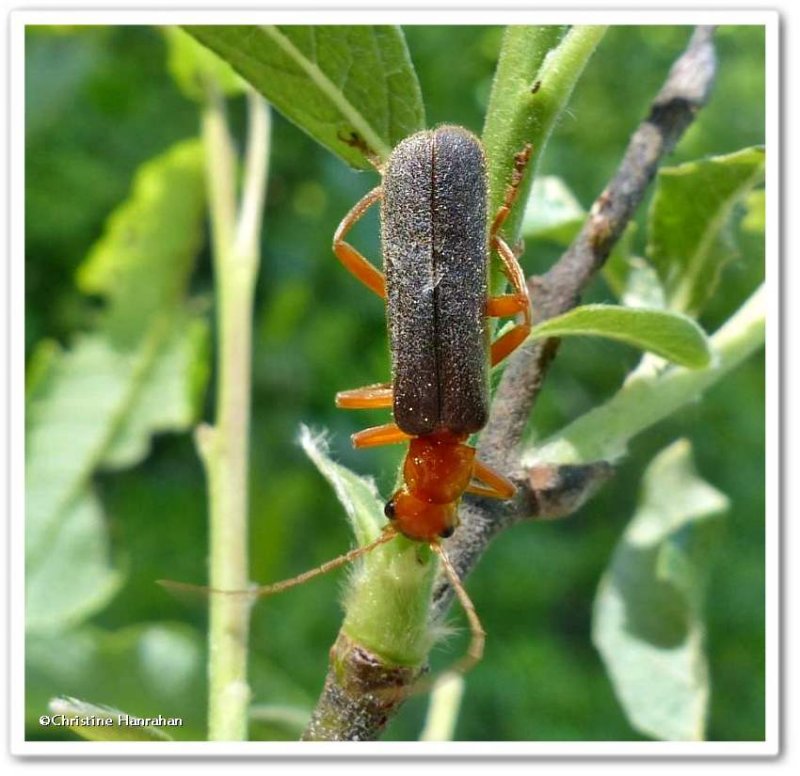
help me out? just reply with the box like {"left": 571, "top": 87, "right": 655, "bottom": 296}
{"left": 528, "top": 284, "right": 765, "bottom": 465}
{"left": 419, "top": 673, "right": 465, "bottom": 741}
{"left": 483, "top": 25, "right": 607, "bottom": 291}
{"left": 235, "top": 90, "right": 271, "bottom": 256}
{"left": 202, "top": 89, "right": 237, "bottom": 262}
{"left": 198, "top": 86, "right": 270, "bottom": 741}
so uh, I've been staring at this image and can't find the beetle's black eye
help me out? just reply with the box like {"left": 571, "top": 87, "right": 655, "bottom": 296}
{"left": 440, "top": 525, "right": 455, "bottom": 539}
{"left": 384, "top": 500, "right": 396, "bottom": 519}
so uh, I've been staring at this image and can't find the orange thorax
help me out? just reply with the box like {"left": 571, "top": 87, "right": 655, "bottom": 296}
{"left": 387, "top": 431, "right": 475, "bottom": 542}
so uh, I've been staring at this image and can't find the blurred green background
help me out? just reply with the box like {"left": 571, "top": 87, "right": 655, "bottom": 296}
{"left": 25, "top": 25, "right": 765, "bottom": 741}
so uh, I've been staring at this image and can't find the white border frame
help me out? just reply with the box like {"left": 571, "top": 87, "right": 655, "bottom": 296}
{"left": 7, "top": 6, "right": 780, "bottom": 759}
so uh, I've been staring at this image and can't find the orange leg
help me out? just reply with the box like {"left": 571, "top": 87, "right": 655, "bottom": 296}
{"left": 351, "top": 422, "right": 413, "bottom": 449}
{"left": 333, "top": 186, "right": 386, "bottom": 299}
{"left": 486, "top": 145, "right": 534, "bottom": 368}
{"left": 488, "top": 235, "right": 532, "bottom": 367}
{"left": 466, "top": 459, "right": 516, "bottom": 500}
{"left": 487, "top": 294, "right": 526, "bottom": 318}
{"left": 428, "top": 542, "right": 486, "bottom": 680}
{"left": 336, "top": 382, "right": 394, "bottom": 410}
{"left": 490, "top": 143, "right": 533, "bottom": 237}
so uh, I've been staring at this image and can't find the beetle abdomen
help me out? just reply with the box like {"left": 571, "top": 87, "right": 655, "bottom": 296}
{"left": 382, "top": 126, "right": 489, "bottom": 437}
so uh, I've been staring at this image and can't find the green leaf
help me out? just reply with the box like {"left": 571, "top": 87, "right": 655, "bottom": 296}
{"left": 647, "top": 146, "right": 765, "bottom": 315}
{"left": 28, "top": 624, "right": 207, "bottom": 740}
{"left": 101, "top": 316, "right": 209, "bottom": 469}
{"left": 528, "top": 287, "right": 765, "bottom": 466}
{"left": 602, "top": 223, "right": 668, "bottom": 310}
{"left": 299, "top": 426, "right": 435, "bottom": 667}
{"left": 25, "top": 339, "right": 60, "bottom": 401}
{"left": 528, "top": 305, "right": 711, "bottom": 368}
{"left": 26, "top": 334, "right": 142, "bottom": 575}
{"left": 163, "top": 26, "right": 244, "bottom": 102}
{"left": 27, "top": 491, "right": 121, "bottom": 633}
{"left": 592, "top": 440, "right": 728, "bottom": 741}
{"left": 77, "top": 139, "right": 206, "bottom": 348}
{"left": 298, "top": 425, "right": 384, "bottom": 546}
{"left": 25, "top": 140, "right": 208, "bottom": 630}
{"left": 520, "top": 178, "right": 668, "bottom": 310}
{"left": 47, "top": 698, "right": 174, "bottom": 741}
{"left": 521, "top": 174, "right": 586, "bottom": 245}
{"left": 184, "top": 25, "right": 425, "bottom": 168}
{"left": 741, "top": 188, "right": 765, "bottom": 234}
{"left": 618, "top": 259, "right": 667, "bottom": 310}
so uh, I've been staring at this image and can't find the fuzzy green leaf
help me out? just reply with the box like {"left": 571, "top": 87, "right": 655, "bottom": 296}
{"left": 604, "top": 253, "right": 667, "bottom": 311}
{"left": 528, "top": 287, "right": 765, "bottom": 466}
{"left": 184, "top": 25, "right": 424, "bottom": 168}
{"left": 592, "top": 440, "right": 728, "bottom": 740}
{"left": 25, "top": 334, "right": 142, "bottom": 595}
{"left": 299, "top": 425, "right": 384, "bottom": 546}
{"left": 528, "top": 305, "right": 711, "bottom": 368}
{"left": 647, "top": 146, "right": 765, "bottom": 315}
{"left": 25, "top": 140, "right": 208, "bottom": 630}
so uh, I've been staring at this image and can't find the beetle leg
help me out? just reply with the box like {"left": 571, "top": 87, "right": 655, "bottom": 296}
{"left": 333, "top": 186, "right": 386, "bottom": 299}
{"left": 489, "top": 143, "right": 533, "bottom": 237}
{"left": 336, "top": 382, "right": 394, "bottom": 410}
{"left": 351, "top": 422, "right": 413, "bottom": 449}
{"left": 467, "top": 459, "right": 517, "bottom": 500}
{"left": 493, "top": 235, "right": 528, "bottom": 301}
{"left": 487, "top": 235, "right": 532, "bottom": 366}
{"left": 428, "top": 542, "right": 486, "bottom": 677}
{"left": 486, "top": 145, "right": 534, "bottom": 368}
{"left": 486, "top": 294, "right": 526, "bottom": 317}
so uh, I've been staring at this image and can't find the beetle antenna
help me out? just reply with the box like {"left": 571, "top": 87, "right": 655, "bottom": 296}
{"left": 252, "top": 526, "right": 398, "bottom": 596}
{"left": 159, "top": 526, "right": 398, "bottom": 600}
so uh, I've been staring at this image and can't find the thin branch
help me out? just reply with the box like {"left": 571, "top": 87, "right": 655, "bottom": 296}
{"left": 234, "top": 92, "right": 271, "bottom": 262}
{"left": 201, "top": 86, "right": 237, "bottom": 266}
{"left": 432, "top": 25, "right": 718, "bottom": 621}
{"left": 302, "top": 633, "right": 418, "bottom": 741}
{"left": 202, "top": 87, "right": 270, "bottom": 741}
